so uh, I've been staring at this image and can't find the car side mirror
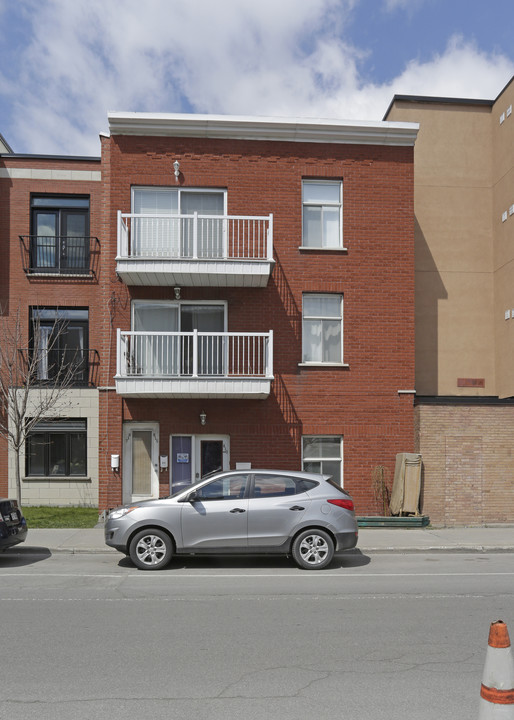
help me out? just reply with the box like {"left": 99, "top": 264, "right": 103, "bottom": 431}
{"left": 187, "top": 490, "right": 199, "bottom": 503}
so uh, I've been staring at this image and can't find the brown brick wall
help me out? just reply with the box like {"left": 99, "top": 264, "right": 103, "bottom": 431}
{"left": 0, "top": 156, "right": 102, "bottom": 500}
{"left": 416, "top": 403, "right": 514, "bottom": 525}
{"left": 98, "top": 134, "right": 416, "bottom": 513}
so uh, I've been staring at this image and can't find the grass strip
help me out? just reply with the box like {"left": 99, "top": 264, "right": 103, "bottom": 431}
{"left": 23, "top": 506, "right": 99, "bottom": 528}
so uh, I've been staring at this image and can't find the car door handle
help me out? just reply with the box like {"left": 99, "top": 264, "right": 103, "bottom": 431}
{"left": 230, "top": 507, "right": 246, "bottom": 513}
{"left": 289, "top": 505, "right": 305, "bottom": 511}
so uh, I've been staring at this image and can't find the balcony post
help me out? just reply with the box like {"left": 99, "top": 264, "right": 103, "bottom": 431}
{"left": 192, "top": 330, "right": 198, "bottom": 378}
{"left": 193, "top": 212, "right": 198, "bottom": 259}
{"left": 117, "top": 329, "right": 122, "bottom": 376}
{"left": 267, "top": 330, "right": 273, "bottom": 378}
{"left": 267, "top": 214, "right": 273, "bottom": 261}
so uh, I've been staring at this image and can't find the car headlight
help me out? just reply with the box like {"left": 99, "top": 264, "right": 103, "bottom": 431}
{"left": 108, "top": 506, "right": 138, "bottom": 520}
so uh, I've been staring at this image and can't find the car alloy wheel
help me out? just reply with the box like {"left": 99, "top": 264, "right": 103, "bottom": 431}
{"left": 129, "top": 528, "right": 172, "bottom": 570}
{"left": 292, "top": 529, "right": 334, "bottom": 570}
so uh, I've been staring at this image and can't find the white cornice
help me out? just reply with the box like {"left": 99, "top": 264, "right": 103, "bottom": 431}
{"left": 108, "top": 112, "right": 418, "bottom": 147}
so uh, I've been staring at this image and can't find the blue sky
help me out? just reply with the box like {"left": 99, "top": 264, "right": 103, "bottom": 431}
{"left": 0, "top": 0, "right": 513, "bottom": 156}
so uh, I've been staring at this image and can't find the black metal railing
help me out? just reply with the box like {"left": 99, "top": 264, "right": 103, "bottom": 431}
{"left": 19, "top": 348, "right": 100, "bottom": 387}
{"left": 19, "top": 236, "right": 100, "bottom": 277}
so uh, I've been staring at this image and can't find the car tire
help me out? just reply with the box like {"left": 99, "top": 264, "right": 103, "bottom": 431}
{"left": 291, "top": 529, "right": 334, "bottom": 570}
{"left": 129, "top": 528, "right": 173, "bottom": 570}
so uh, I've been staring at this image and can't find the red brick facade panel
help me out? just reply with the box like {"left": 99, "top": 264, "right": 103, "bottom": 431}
{"left": 98, "top": 134, "right": 415, "bottom": 513}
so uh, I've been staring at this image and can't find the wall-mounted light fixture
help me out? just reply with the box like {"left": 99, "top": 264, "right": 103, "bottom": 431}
{"left": 199, "top": 411, "right": 207, "bottom": 426}
{"left": 174, "top": 286, "right": 181, "bottom": 300}
{"left": 173, "top": 160, "right": 180, "bottom": 183}
{"left": 111, "top": 454, "right": 120, "bottom": 471}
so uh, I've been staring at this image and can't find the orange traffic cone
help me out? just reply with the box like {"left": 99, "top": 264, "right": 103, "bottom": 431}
{"left": 479, "top": 621, "right": 514, "bottom": 718}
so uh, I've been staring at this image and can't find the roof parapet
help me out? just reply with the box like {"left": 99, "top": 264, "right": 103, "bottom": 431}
{"left": 108, "top": 111, "right": 418, "bottom": 147}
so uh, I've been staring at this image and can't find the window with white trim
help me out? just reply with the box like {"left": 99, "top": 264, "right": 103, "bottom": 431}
{"left": 131, "top": 300, "right": 226, "bottom": 376}
{"left": 131, "top": 187, "right": 226, "bottom": 258}
{"left": 302, "top": 180, "right": 342, "bottom": 248}
{"left": 302, "top": 436, "right": 343, "bottom": 485}
{"left": 302, "top": 294, "right": 343, "bottom": 364}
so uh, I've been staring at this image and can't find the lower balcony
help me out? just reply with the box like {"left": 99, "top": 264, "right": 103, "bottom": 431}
{"left": 19, "top": 348, "right": 100, "bottom": 387}
{"left": 115, "top": 330, "right": 273, "bottom": 398}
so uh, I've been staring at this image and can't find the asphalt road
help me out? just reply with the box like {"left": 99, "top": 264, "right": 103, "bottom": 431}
{"left": 1, "top": 550, "right": 513, "bottom": 720}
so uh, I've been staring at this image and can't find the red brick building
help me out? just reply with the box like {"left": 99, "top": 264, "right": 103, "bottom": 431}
{"left": 1, "top": 113, "right": 419, "bottom": 515}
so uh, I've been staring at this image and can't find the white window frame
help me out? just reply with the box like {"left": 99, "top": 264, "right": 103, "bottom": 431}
{"left": 300, "top": 294, "right": 344, "bottom": 366}
{"left": 131, "top": 300, "right": 228, "bottom": 331}
{"left": 131, "top": 186, "right": 227, "bottom": 215}
{"left": 301, "top": 180, "right": 344, "bottom": 250}
{"left": 302, "top": 435, "right": 343, "bottom": 486}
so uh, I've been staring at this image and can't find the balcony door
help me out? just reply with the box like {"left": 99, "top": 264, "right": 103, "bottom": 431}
{"left": 132, "top": 187, "right": 225, "bottom": 258}
{"left": 132, "top": 302, "right": 179, "bottom": 375}
{"left": 31, "top": 196, "right": 89, "bottom": 272}
{"left": 31, "top": 307, "right": 89, "bottom": 384}
{"left": 132, "top": 301, "right": 225, "bottom": 376}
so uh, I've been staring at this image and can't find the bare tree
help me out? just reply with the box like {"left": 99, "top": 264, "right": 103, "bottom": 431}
{"left": 0, "top": 307, "right": 84, "bottom": 505}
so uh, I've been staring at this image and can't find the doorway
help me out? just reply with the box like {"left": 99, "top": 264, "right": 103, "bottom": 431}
{"left": 122, "top": 422, "right": 159, "bottom": 503}
{"left": 169, "top": 434, "right": 230, "bottom": 494}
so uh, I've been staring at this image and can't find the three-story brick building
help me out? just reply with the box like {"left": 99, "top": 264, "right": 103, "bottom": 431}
{"left": 1, "top": 112, "right": 419, "bottom": 515}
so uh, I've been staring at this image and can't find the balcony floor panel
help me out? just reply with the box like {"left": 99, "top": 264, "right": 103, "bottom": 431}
{"left": 116, "top": 259, "right": 273, "bottom": 287}
{"left": 115, "top": 377, "right": 272, "bottom": 399}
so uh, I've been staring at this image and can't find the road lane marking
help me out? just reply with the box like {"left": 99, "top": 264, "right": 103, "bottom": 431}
{"left": 1, "top": 571, "right": 514, "bottom": 578}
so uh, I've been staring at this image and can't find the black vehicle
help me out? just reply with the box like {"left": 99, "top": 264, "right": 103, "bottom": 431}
{"left": 0, "top": 499, "right": 28, "bottom": 550}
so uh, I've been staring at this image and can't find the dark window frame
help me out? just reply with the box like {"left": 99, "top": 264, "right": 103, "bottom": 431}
{"left": 30, "top": 194, "right": 90, "bottom": 273}
{"left": 29, "top": 307, "right": 89, "bottom": 386}
{"left": 25, "top": 419, "right": 88, "bottom": 478}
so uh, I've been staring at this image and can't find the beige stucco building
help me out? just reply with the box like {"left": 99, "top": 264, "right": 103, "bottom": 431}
{"left": 385, "top": 77, "right": 514, "bottom": 525}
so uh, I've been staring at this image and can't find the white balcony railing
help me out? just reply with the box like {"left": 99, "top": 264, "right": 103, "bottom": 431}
{"left": 117, "top": 212, "right": 273, "bottom": 261}
{"left": 116, "top": 330, "right": 273, "bottom": 380}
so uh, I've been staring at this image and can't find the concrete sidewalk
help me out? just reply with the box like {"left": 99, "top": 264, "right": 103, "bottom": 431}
{"left": 14, "top": 525, "right": 514, "bottom": 555}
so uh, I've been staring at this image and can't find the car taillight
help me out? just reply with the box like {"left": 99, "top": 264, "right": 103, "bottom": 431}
{"left": 327, "top": 498, "right": 354, "bottom": 511}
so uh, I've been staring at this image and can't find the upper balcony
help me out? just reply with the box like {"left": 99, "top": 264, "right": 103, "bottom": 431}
{"left": 116, "top": 211, "right": 274, "bottom": 287}
{"left": 115, "top": 329, "right": 273, "bottom": 399}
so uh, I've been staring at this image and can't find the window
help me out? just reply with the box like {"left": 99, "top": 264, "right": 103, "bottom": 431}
{"left": 30, "top": 308, "right": 89, "bottom": 384}
{"left": 195, "top": 474, "right": 248, "bottom": 501}
{"left": 30, "top": 196, "right": 90, "bottom": 273}
{"left": 132, "top": 187, "right": 226, "bottom": 258}
{"left": 26, "top": 419, "right": 87, "bottom": 477}
{"left": 251, "top": 473, "right": 318, "bottom": 498}
{"left": 302, "top": 436, "right": 343, "bottom": 485}
{"left": 302, "top": 180, "right": 342, "bottom": 248}
{"left": 302, "top": 294, "right": 343, "bottom": 364}
{"left": 131, "top": 300, "right": 225, "bottom": 376}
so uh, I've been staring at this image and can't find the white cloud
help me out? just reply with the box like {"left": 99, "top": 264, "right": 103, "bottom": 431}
{"left": 1, "top": 0, "right": 512, "bottom": 155}
{"left": 382, "top": 0, "right": 426, "bottom": 12}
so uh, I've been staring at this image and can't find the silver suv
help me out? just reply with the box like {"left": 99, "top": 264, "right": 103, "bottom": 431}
{"left": 105, "top": 469, "right": 358, "bottom": 570}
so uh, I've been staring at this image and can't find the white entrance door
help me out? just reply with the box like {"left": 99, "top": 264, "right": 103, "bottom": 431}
{"left": 169, "top": 434, "right": 230, "bottom": 494}
{"left": 123, "top": 422, "right": 159, "bottom": 503}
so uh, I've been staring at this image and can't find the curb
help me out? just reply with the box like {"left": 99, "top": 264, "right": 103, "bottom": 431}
{"left": 8, "top": 545, "right": 514, "bottom": 556}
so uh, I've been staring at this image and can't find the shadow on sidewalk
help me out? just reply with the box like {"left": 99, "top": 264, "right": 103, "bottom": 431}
{"left": 0, "top": 546, "right": 52, "bottom": 567}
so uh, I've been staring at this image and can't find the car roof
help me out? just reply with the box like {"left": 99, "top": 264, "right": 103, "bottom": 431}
{"left": 213, "top": 469, "right": 329, "bottom": 481}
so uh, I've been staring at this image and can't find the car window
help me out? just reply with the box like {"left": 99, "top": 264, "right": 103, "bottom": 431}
{"left": 296, "top": 478, "right": 318, "bottom": 493}
{"left": 195, "top": 474, "right": 248, "bottom": 501}
{"left": 251, "top": 474, "right": 314, "bottom": 498}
